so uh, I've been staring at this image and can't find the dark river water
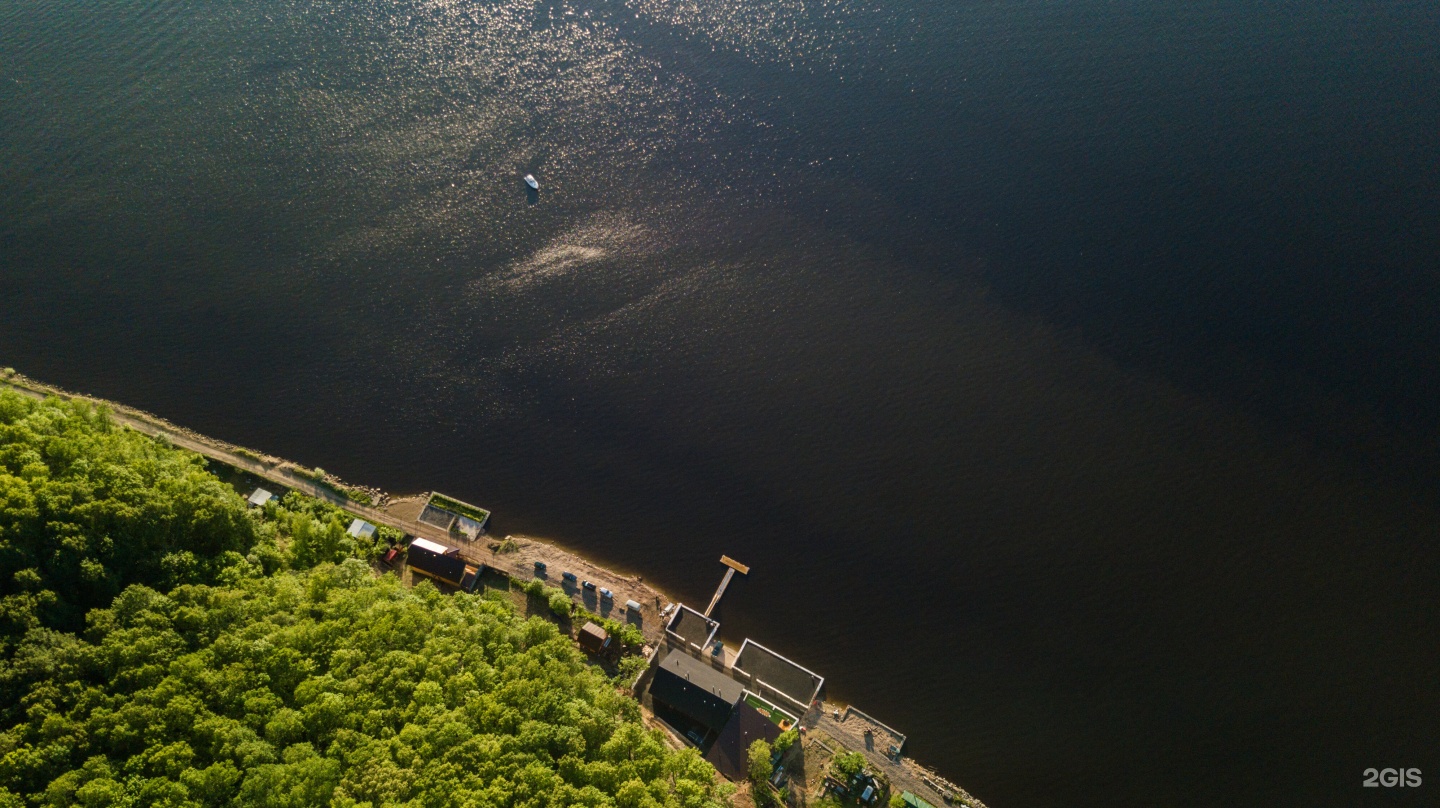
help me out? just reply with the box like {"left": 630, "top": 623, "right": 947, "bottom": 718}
{"left": 3, "top": 1, "right": 1438, "bottom": 805}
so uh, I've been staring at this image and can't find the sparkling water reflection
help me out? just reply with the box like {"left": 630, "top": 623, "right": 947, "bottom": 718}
{"left": 2, "top": 1, "right": 1438, "bottom": 806}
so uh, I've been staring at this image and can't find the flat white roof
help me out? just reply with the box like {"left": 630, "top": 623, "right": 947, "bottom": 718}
{"left": 346, "top": 518, "right": 376, "bottom": 538}
{"left": 248, "top": 488, "right": 275, "bottom": 506}
{"left": 409, "top": 537, "right": 453, "bottom": 555}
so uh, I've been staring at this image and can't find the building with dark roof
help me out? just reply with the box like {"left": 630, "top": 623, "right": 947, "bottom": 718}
{"left": 578, "top": 622, "right": 611, "bottom": 655}
{"left": 733, "top": 639, "right": 825, "bottom": 714}
{"left": 703, "top": 702, "right": 783, "bottom": 781}
{"left": 407, "top": 542, "right": 480, "bottom": 592}
{"left": 649, "top": 651, "right": 745, "bottom": 746}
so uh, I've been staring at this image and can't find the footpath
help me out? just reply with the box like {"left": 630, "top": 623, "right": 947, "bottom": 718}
{"left": 1, "top": 375, "right": 679, "bottom": 641}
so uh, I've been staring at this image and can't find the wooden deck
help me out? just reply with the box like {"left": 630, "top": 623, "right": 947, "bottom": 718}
{"left": 705, "top": 556, "right": 749, "bottom": 616}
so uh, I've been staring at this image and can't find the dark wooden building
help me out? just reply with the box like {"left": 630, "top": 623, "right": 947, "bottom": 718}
{"left": 703, "top": 702, "right": 783, "bottom": 781}
{"left": 406, "top": 538, "right": 481, "bottom": 592}
{"left": 578, "top": 622, "right": 612, "bottom": 655}
{"left": 649, "top": 651, "right": 745, "bottom": 748}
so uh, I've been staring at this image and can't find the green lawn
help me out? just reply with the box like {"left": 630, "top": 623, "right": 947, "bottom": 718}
{"left": 746, "top": 694, "right": 796, "bottom": 729}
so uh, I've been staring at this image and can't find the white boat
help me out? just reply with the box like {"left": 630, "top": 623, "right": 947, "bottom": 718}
{"left": 524, "top": 174, "right": 539, "bottom": 190}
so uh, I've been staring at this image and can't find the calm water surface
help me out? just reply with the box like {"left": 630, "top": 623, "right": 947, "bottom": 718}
{"left": 2, "top": 1, "right": 1438, "bottom": 805}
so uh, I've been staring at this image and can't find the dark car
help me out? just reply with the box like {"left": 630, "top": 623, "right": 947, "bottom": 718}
{"left": 582, "top": 580, "right": 597, "bottom": 591}
{"left": 562, "top": 571, "right": 578, "bottom": 583}
{"left": 534, "top": 561, "right": 547, "bottom": 573}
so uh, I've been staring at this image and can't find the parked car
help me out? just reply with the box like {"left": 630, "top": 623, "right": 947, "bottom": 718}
{"left": 562, "top": 571, "right": 578, "bottom": 584}
{"left": 598, "top": 587, "right": 613, "bottom": 600}
{"left": 582, "top": 580, "right": 597, "bottom": 592}
{"left": 534, "top": 561, "right": 547, "bottom": 573}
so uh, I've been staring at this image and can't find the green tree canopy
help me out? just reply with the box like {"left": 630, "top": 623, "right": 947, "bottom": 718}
{"left": 0, "top": 390, "right": 732, "bottom": 805}
{"left": 0, "top": 393, "right": 257, "bottom": 644}
{"left": 773, "top": 729, "right": 797, "bottom": 754}
{"left": 0, "top": 566, "right": 728, "bottom": 807}
{"left": 746, "top": 739, "right": 773, "bottom": 784}
{"left": 831, "top": 751, "right": 867, "bottom": 779}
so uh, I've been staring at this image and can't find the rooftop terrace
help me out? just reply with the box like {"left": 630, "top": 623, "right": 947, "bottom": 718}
{"left": 734, "top": 639, "right": 824, "bottom": 711}
{"left": 666, "top": 604, "right": 719, "bottom": 650}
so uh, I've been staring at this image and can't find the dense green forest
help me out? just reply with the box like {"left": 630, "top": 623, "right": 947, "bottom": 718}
{"left": 0, "top": 392, "right": 730, "bottom": 807}
{"left": 0, "top": 394, "right": 256, "bottom": 642}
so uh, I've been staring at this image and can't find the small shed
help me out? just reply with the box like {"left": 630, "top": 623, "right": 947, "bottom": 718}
{"left": 578, "top": 622, "right": 610, "bottom": 655}
{"left": 346, "top": 518, "right": 376, "bottom": 539}
{"left": 248, "top": 488, "right": 276, "bottom": 507}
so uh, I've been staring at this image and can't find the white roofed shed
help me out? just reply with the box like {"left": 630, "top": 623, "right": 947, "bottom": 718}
{"left": 346, "top": 519, "right": 376, "bottom": 538}
{"left": 409, "top": 537, "right": 455, "bottom": 556}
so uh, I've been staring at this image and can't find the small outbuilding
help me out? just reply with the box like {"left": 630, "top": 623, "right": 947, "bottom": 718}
{"left": 578, "top": 622, "right": 611, "bottom": 655}
{"left": 248, "top": 488, "right": 277, "bottom": 507}
{"left": 346, "top": 518, "right": 377, "bottom": 539}
{"left": 408, "top": 537, "right": 455, "bottom": 556}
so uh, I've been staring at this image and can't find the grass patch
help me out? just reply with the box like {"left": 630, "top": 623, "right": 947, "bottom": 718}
{"left": 342, "top": 487, "right": 374, "bottom": 506}
{"left": 428, "top": 492, "right": 491, "bottom": 523}
{"left": 293, "top": 465, "right": 326, "bottom": 481}
{"left": 745, "top": 694, "right": 797, "bottom": 729}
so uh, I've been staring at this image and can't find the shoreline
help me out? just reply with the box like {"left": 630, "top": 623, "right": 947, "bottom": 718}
{"left": 0, "top": 369, "right": 986, "bottom": 808}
